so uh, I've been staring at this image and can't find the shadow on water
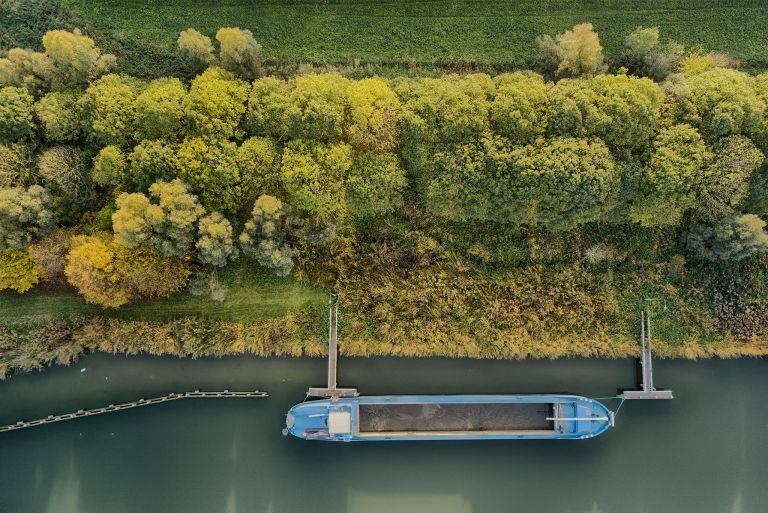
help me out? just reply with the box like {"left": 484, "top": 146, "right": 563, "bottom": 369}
{"left": 0, "top": 354, "right": 765, "bottom": 513}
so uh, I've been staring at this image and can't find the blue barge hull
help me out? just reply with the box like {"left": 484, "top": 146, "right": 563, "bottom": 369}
{"left": 286, "top": 395, "right": 614, "bottom": 441}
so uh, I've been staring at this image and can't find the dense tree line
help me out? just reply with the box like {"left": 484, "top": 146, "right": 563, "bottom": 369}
{"left": 1, "top": 28, "right": 767, "bottom": 307}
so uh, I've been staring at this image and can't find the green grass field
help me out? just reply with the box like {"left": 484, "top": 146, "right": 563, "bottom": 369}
{"left": 59, "top": 0, "right": 768, "bottom": 67}
{"left": 0, "top": 262, "right": 326, "bottom": 324}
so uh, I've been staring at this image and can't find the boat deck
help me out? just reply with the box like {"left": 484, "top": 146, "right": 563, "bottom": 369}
{"left": 358, "top": 402, "right": 554, "bottom": 433}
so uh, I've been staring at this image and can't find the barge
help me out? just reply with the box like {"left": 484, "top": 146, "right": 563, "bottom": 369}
{"left": 285, "top": 394, "right": 614, "bottom": 442}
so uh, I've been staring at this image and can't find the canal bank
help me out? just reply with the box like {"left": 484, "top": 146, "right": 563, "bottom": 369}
{"left": 0, "top": 354, "right": 765, "bottom": 513}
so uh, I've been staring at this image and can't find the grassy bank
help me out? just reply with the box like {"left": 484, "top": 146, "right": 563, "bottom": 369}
{"left": 3, "top": 253, "right": 766, "bottom": 380}
{"left": 1, "top": 261, "right": 326, "bottom": 325}
{"left": 59, "top": 0, "right": 768, "bottom": 69}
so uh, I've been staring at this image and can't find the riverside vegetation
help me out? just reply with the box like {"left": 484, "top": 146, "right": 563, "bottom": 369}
{"left": 1, "top": 23, "right": 767, "bottom": 378}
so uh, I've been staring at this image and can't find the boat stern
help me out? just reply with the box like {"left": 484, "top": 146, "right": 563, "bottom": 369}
{"left": 285, "top": 400, "right": 355, "bottom": 441}
{"left": 552, "top": 397, "right": 614, "bottom": 439}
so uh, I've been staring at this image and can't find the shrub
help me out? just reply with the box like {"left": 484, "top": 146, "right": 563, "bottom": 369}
{"left": 34, "top": 92, "right": 80, "bottom": 143}
{"left": 92, "top": 145, "right": 126, "bottom": 187}
{"left": 216, "top": 27, "right": 262, "bottom": 80}
{"left": 175, "top": 137, "right": 241, "bottom": 213}
{"left": 0, "top": 249, "right": 40, "bottom": 292}
{"left": 183, "top": 67, "right": 248, "bottom": 139}
{"left": 346, "top": 77, "right": 402, "bottom": 152}
{"left": 196, "top": 212, "right": 238, "bottom": 267}
{"left": 239, "top": 195, "right": 295, "bottom": 276}
{"left": 687, "top": 214, "right": 768, "bottom": 261}
{"left": 0, "top": 86, "right": 35, "bottom": 143}
{"left": 347, "top": 152, "right": 407, "bottom": 220}
{"left": 0, "top": 185, "right": 55, "bottom": 250}
{"left": 112, "top": 179, "right": 204, "bottom": 257}
{"left": 134, "top": 77, "right": 186, "bottom": 141}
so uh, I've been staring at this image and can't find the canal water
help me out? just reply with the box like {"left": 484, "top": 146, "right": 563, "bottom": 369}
{"left": 0, "top": 354, "right": 765, "bottom": 513}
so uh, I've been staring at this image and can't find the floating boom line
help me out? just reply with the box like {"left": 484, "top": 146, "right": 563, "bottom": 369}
{"left": 0, "top": 390, "right": 268, "bottom": 433}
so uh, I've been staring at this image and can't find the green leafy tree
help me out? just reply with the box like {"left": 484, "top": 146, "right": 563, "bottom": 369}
{"left": 536, "top": 23, "right": 605, "bottom": 78}
{"left": 424, "top": 134, "right": 514, "bottom": 223}
{"left": 747, "top": 162, "right": 768, "bottom": 216}
{"left": 0, "top": 249, "right": 40, "bottom": 292}
{"left": 630, "top": 124, "right": 713, "bottom": 227}
{"left": 509, "top": 137, "right": 617, "bottom": 230}
{"left": 426, "top": 136, "right": 616, "bottom": 229}
{"left": 34, "top": 92, "right": 80, "bottom": 143}
{"left": 0, "top": 185, "right": 55, "bottom": 250}
{"left": 112, "top": 179, "right": 204, "bottom": 257}
{"left": 37, "top": 147, "right": 91, "bottom": 204}
{"left": 216, "top": 27, "right": 262, "bottom": 80}
{"left": 280, "top": 140, "right": 353, "bottom": 220}
{"left": 547, "top": 74, "right": 663, "bottom": 152}
{"left": 79, "top": 74, "right": 144, "bottom": 147}
{"left": 0, "top": 87, "right": 35, "bottom": 143}
{"left": 490, "top": 72, "right": 550, "bottom": 145}
{"left": 396, "top": 75, "right": 491, "bottom": 147}
{"left": 196, "top": 212, "right": 238, "bottom": 266}
{"left": 693, "top": 136, "right": 764, "bottom": 223}
{"left": 42, "top": 29, "right": 115, "bottom": 90}
{"left": 347, "top": 152, "right": 407, "bottom": 220}
{"left": 177, "top": 28, "right": 216, "bottom": 71}
{"left": 175, "top": 137, "right": 241, "bottom": 213}
{"left": 687, "top": 214, "right": 768, "bottom": 261}
{"left": 675, "top": 68, "right": 765, "bottom": 142}
{"left": 135, "top": 77, "right": 186, "bottom": 141}
{"left": 286, "top": 73, "right": 351, "bottom": 141}
{"left": 346, "top": 77, "right": 402, "bottom": 152}
{"left": 92, "top": 145, "right": 126, "bottom": 187}
{"left": 183, "top": 67, "right": 248, "bottom": 139}
{"left": 127, "top": 140, "right": 177, "bottom": 192}
{"left": 247, "top": 76, "right": 293, "bottom": 140}
{"left": 237, "top": 136, "right": 282, "bottom": 205}
{"left": 239, "top": 195, "right": 294, "bottom": 276}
